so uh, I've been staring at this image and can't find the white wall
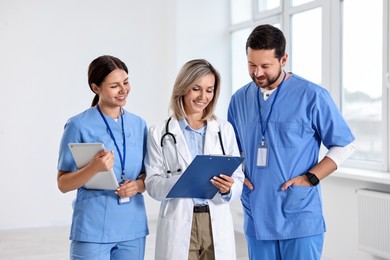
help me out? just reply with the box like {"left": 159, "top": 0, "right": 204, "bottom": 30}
{"left": 321, "top": 174, "right": 390, "bottom": 260}
{"left": 175, "top": 1, "right": 230, "bottom": 119}
{"left": 0, "top": 0, "right": 230, "bottom": 229}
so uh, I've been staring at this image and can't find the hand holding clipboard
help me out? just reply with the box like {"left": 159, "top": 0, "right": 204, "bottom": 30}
{"left": 166, "top": 155, "right": 244, "bottom": 199}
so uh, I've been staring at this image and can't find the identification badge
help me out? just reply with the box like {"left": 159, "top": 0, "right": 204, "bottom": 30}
{"left": 118, "top": 196, "right": 131, "bottom": 204}
{"left": 256, "top": 141, "right": 268, "bottom": 168}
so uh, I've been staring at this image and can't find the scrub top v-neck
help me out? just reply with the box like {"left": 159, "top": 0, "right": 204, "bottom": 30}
{"left": 57, "top": 107, "right": 149, "bottom": 243}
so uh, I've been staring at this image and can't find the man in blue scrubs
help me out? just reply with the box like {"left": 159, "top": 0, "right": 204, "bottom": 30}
{"left": 228, "top": 24, "right": 356, "bottom": 259}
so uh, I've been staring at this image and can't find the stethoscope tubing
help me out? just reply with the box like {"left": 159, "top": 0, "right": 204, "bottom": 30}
{"left": 161, "top": 117, "right": 181, "bottom": 174}
{"left": 160, "top": 117, "right": 225, "bottom": 174}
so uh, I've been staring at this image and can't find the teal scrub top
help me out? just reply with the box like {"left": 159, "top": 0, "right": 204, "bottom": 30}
{"left": 228, "top": 74, "right": 355, "bottom": 240}
{"left": 57, "top": 107, "right": 149, "bottom": 243}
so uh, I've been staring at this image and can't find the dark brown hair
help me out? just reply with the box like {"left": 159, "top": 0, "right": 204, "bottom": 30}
{"left": 246, "top": 24, "right": 286, "bottom": 60}
{"left": 88, "top": 55, "right": 128, "bottom": 106}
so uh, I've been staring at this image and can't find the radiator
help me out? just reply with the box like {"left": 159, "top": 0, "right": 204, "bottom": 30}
{"left": 356, "top": 189, "right": 390, "bottom": 259}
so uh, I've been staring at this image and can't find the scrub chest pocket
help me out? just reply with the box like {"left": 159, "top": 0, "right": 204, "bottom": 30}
{"left": 272, "top": 122, "right": 313, "bottom": 148}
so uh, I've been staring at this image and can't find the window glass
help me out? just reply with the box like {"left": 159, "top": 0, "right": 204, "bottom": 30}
{"left": 341, "top": 0, "right": 383, "bottom": 161}
{"left": 291, "top": 8, "right": 322, "bottom": 84}
{"left": 291, "top": 0, "right": 313, "bottom": 6}
{"left": 257, "top": 0, "right": 280, "bottom": 12}
{"left": 231, "top": 0, "right": 252, "bottom": 24}
{"left": 231, "top": 28, "right": 252, "bottom": 93}
{"left": 230, "top": 0, "right": 388, "bottom": 169}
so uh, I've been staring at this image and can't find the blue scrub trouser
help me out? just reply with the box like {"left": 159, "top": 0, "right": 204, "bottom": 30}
{"left": 70, "top": 237, "right": 145, "bottom": 260}
{"left": 246, "top": 234, "right": 324, "bottom": 260}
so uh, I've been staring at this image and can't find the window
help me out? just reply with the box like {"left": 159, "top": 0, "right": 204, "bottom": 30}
{"left": 257, "top": 0, "right": 280, "bottom": 12}
{"left": 341, "top": 0, "right": 384, "bottom": 166}
{"left": 291, "top": 0, "right": 313, "bottom": 6}
{"left": 230, "top": 0, "right": 252, "bottom": 24}
{"left": 230, "top": 0, "right": 390, "bottom": 171}
{"left": 231, "top": 28, "right": 252, "bottom": 94}
{"left": 291, "top": 7, "right": 322, "bottom": 84}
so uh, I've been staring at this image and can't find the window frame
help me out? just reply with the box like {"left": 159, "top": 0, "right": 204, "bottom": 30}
{"left": 229, "top": 0, "right": 390, "bottom": 172}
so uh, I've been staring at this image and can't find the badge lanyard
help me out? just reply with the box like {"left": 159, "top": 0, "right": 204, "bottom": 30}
{"left": 96, "top": 105, "right": 126, "bottom": 181}
{"left": 256, "top": 72, "right": 286, "bottom": 168}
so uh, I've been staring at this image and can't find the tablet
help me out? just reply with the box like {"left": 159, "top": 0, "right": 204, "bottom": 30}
{"left": 68, "top": 143, "right": 119, "bottom": 190}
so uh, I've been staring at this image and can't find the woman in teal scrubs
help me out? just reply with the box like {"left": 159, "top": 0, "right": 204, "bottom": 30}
{"left": 57, "top": 55, "right": 148, "bottom": 260}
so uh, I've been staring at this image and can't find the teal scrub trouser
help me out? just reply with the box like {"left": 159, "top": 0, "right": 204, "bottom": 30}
{"left": 246, "top": 234, "right": 324, "bottom": 260}
{"left": 70, "top": 237, "right": 145, "bottom": 260}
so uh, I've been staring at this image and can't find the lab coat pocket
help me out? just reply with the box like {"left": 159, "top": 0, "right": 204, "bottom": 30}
{"left": 155, "top": 216, "right": 190, "bottom": 259}
{"left": 283, "top": 185, "right": 319, "bottom": 214}
{"left": 159, "top": 200, "right": 179, "bottom": 219}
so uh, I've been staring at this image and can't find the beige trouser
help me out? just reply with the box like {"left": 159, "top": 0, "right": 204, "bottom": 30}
{"left": 188, "top": 212, "right": 215, "bottom": 260}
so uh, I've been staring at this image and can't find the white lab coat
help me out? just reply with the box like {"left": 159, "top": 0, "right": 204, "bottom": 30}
{"left": 145, "top": 117, "right": 244, "bottom": 260}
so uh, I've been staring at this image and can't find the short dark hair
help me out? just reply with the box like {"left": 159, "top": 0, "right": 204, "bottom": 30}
{"left": 88, "top": 55, "right": 128, "bottom": 106}
{"left": 246, "top": 24, "right": 286, "bottom": 60}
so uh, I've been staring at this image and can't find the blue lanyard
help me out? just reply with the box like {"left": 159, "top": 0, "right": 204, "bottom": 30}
{"left": 257, "top": 72, "right": 286, "bottom": 145}
{"left": 96, "top": 105, "right": 126, "bottom": 180}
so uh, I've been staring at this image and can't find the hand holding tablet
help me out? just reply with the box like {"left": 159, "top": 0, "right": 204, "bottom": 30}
{"left": 68, "top": 143, "right": 119, "bottom": 190}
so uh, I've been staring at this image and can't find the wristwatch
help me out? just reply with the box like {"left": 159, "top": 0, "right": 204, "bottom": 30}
{"left": 305, "top": 172, "right": 320, "bottom": 186}
{"left": 220, "top": 190, "right": 231, "bottom": 196}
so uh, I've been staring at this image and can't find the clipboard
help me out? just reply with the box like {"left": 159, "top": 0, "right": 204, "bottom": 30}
{"left": 68, "top": 143, "right": 119, "bottom": 190}
{"left": 166, "top": 155, "right": 244, "bottom": 199}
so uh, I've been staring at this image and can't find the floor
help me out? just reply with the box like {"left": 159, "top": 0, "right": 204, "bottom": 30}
{"left": 0, "top": 220, "right": 248, "bottom": 260}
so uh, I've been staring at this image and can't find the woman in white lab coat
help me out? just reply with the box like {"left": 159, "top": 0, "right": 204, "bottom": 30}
{"left": 145, "top": 59, "right": 244, "bottom": 260}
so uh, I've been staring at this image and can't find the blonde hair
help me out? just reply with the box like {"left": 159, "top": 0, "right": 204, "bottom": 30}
{"left": 169, "top": 59, "right": 221, "bottom": 121}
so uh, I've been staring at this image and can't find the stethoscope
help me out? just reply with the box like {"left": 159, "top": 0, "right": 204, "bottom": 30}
{"left": 160, "top": 117, "right": 226, "bottom": 174}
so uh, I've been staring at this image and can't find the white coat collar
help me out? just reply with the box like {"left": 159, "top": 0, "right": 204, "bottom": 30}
{"left": 204, "top": 119, "right": 223, "bottom": 155}
{"left": 166, "top": 117, "right": 221, "bottom": 164}
{"left": 166, "top": 117, "right": 192, "bottom": 165}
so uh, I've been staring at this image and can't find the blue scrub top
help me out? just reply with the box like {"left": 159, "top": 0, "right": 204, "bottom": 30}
{"left": 228, "top": 74, "right": 355, "bottom": 240}
{"left": 57, "top": 107, "right": 149, "bottom": 243}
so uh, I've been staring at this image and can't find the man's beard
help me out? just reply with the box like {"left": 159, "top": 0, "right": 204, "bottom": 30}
{"left": 252, "top": 68, "right": 282, "bottom": 89}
